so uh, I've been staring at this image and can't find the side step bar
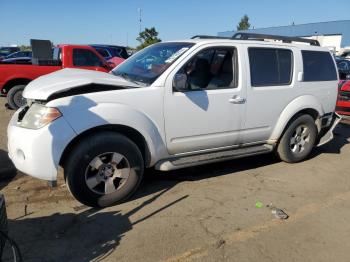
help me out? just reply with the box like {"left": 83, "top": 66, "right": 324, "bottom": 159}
{"left": 155, "top": 144, "right": 274, "bottom": 171}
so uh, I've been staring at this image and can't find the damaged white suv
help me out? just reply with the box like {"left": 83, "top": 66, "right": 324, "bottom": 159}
{"left": 8, "top": 33, "right": 340, "bottom": 207}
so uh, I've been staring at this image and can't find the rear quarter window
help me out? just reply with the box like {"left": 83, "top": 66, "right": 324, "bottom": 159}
{"left": 302, "top": 50, "right": 337, "bottom": 81}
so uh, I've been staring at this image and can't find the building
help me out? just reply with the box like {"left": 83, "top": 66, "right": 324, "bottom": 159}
{"left": 218, "top": 20, "right": 350, "bottom": 54}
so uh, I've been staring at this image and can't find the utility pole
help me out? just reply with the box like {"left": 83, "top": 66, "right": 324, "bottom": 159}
{"left": 138, "top": 8, "right": 142, "bottom": 33}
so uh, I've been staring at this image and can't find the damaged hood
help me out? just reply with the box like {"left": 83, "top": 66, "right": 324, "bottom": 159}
{"left": 23, "top": 68, "right": 140, "bottom": 100}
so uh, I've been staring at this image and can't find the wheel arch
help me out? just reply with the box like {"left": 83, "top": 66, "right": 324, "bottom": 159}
{"left": 2, "top": 78, "right": 31, "bottom": 95}
{"left": 269, "top": 95, "right": 324, "bottom": 142}
{"left": 59, "top": 124, "right": 152, "bottom": 169}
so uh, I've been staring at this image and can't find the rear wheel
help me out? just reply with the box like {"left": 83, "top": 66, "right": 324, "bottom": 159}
{"left": 277, "top": 114, "right": 318, "bottom": 163}
{"left": 7, "top": 85, "right": 26, "bottom": 110}
{"left": 65, "top": 132, "right": 144, "bottom": 207}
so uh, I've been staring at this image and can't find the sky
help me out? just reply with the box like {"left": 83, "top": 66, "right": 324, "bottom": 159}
{"left": 0, "top": 0, "right": 349, "bottom": 47}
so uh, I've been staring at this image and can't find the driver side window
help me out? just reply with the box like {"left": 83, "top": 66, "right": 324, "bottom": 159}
{"left": 174, "top": 47, "right": 237, "bottom": 91}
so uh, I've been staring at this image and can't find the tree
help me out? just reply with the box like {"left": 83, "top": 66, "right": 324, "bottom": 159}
{"left": 236, "top": 15, "right": 250, "bottom": 31}
{"left": 136, "top": 27, "right": 161, "bottom": 50}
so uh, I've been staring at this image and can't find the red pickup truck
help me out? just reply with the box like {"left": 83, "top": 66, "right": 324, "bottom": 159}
{"left": 336, "top": 80, "right": 350, "bottom": 117}
{"left": 0, "top": 44, "right": 115, "bottom": 109}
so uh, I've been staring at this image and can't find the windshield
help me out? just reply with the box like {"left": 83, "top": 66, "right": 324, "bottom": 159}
{"left": 112, "top": 42, "right": 194, "bottom": 86}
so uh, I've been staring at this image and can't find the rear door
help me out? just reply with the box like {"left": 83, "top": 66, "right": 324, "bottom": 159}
{"left": 242, "top": 45, "right": 297, "bottom": 144}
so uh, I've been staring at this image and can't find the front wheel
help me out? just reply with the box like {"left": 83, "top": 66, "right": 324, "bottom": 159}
{"left": 7, "top": 85, "right": 26, "bottom": 110}
{"left": 65, "top": 132, "right": 144, "bottom": 207}
{"left": 277, "top": 114, "right": 318, "bottom": 163}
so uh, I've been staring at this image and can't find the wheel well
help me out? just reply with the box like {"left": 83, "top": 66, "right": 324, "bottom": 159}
{"left": 298, "top": 108, "right": 319, "bottom": 120}
{"left": 59, "top": 125, "right": 151, "bottom": 168}
{"left": 277, "top": 108, "right": 320, "bottom": 143}
{"left": 2, "top": 78, "right": 31, "bottom": 95}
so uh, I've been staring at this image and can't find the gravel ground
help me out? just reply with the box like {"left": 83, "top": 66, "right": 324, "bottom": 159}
{"left": 1, "top": 97, "right": 350, "bottom": 262}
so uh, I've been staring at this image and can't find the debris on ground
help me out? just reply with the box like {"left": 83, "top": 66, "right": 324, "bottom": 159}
{"left": 255, "top": 201, "right": 263, "bottom": 208}
{"left": 215, "top": 239, "right": 226, "bottom": 249}
{"left": 271, "top": 207, "right": 289, "bottom": 220}
{"left": 266, "top": 203, "right": 289, "bottom": 219}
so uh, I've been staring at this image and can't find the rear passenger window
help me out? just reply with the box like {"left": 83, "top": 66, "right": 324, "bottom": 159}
{"left": 302, "top": 51, "right": 337, "bottom": 81}
{"left": 249, "top": 48, "right": 293, "bottom": 86}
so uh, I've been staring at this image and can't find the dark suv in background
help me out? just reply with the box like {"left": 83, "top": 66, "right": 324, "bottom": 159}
{"left": 336, "top": 58, "right": 350, "bottom": 117}
{"left": 90, "top": 44, "right": 129, "bottom": 60}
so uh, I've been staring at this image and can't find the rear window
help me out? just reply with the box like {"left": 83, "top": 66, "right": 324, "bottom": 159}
{"left": 302, "top": 50, "right": 337, "bottom": 81}
{"left": 249, "top": 48, "right": 293, "bottom": 86}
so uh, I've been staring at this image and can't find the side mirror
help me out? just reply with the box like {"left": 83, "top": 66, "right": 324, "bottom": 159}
{"left": 346, "top": 74, "right": 350, "bottom": 80}
{"left": 173, "top": 73, "right": 188, "bottom": 92}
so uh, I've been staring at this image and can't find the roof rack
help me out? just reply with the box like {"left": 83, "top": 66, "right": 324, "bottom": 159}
{"left": 191, "top": 33, "right": 320, "bottom": 46}
{"left": 191, "top": 35, "right": 232, "bottom": 39}
{"left": 232, "top": 33, "right": 320, "bottom": 46}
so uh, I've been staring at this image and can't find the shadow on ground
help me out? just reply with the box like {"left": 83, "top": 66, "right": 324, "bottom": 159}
{"left": 3, "top": 122, "right": 350, "bottom": 261}
{"left": 5, "top": 187, "right": 187, "bottom": 262}
{"left": 0, "top": 150, "right": 16, "bottom": 190}
{"left": 312, "top": 122, "right": 350, "bottom": 156}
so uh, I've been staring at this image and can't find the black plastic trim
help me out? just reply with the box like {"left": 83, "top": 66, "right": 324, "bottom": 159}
{"left": 47, "top": 84, "right": 135, "bottom": 101}
{"left": 232, "top": 33, "right": 320, "bottom": 46}
{"left": 191, "top": 33, "right": 320, "bottom": 46}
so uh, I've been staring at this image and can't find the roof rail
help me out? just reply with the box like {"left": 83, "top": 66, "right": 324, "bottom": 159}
{"left": 191, "top": 35, "right": 232, "bottom": 39}
{"left": 232, "top": 33, "right": 320, "bottom": 46}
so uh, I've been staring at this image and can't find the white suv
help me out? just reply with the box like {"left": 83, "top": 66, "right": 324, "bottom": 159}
{"left": 7, "top": 33, "right": 340, "bottom": 207}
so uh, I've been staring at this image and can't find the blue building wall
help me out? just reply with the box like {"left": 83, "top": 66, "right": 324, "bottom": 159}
{"left": 218, "top": 20, "right": 350, "bottom": 47}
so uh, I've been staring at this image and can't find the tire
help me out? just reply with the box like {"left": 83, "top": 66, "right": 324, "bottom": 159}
{"left": 65, "top": 132, "right": 144, "bottom": 207}
{"left": 277, "top": 114, "right": 317, "bottom": 163}
{"left": 7, "top": 85, "right": 26, "bottom": 110}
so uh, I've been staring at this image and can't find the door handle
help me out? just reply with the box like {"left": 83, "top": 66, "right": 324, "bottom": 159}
{"left": 229, "top": 96, "right": 246, "bottom": 104}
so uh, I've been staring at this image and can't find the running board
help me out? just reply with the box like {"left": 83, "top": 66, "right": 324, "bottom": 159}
{"left": 155, "top": 144, "right": 274, "bottom": 171}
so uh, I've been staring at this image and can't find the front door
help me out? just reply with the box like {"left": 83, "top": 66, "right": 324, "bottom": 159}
{"left": 72, "top": 48, "right": 109, "bottom": 72}
{"left": 164, "top": 45, "right": 246, "bottom": 155}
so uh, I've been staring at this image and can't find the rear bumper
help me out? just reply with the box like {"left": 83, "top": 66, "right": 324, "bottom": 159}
{"left": 317, "top": 113, "right": 341, "bottom": 146}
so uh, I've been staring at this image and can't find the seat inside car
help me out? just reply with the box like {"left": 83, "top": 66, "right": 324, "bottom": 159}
{"left": 187, "top": 58, "right": 212, "bottom": 89}
{"left": 207, "top": 53, "right": 233, "bottom": 89}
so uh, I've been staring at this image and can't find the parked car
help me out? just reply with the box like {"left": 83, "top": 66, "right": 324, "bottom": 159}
{"left": 0, "top": 47, "right": 20, "bottom": 60}
{"left": 0, "top": 44, "right": 114, "bottom": 109}
{"left": 336, "top": 80, "right": 350, "bottom": 117}
{"left": 336, "top": 58, "right": 350, "bottom": 78}
{"left": 90, "top": 44, "right": 129, "bottom": 60}
{"left": 107, "top": 56, "right": 125, "bottom": 67}
{"left": 4, "top": 51, "right": 32, "bottom": 60}
{"left": 0, "top": 57, "right": 32, "bottom": 64}
{"left": 8, "top": 33, "right": 340, "bottom": 207}
{"left": 336, "top": 59, "right": 350, "bottom": 117}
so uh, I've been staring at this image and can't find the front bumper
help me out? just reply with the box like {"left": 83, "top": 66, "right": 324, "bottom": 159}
{"left": 7, "top": 110, "right": 76, "bottom": 182}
